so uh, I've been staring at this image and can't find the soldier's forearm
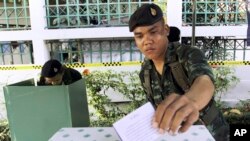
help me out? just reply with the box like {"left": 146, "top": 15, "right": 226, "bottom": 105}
{"left": 185, "top": 75, "right": 215, "bottom": 111}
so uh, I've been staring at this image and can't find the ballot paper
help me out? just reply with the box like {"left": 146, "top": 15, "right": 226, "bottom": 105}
{"left": 113, "top": 102, "right": 215, "bottom": 141}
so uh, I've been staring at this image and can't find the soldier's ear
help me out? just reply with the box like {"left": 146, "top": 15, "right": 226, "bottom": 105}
{"left": 164, "top": 24, "right": 170, "bottom": 36}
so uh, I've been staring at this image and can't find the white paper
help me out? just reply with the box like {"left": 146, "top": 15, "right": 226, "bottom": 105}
{"left": 113, "top": 102, "right": 215, "bottom": 141}
{"left": 113, "top": 102, "right": 159, "bottom": 141}
{"left": 155, "top": 125, "right": 215, "bottom": 141}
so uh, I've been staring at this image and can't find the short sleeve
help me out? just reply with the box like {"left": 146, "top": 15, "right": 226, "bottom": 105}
{"left": 181, "top": 47, "right": 215, "bottom": 84}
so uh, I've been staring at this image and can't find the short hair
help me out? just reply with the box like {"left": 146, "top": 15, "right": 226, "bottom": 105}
{"left": 168, "top": 26, "right": 180, "bottom": 42}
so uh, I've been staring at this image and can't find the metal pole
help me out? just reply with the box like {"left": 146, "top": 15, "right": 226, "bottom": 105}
{"left": 247, "top": 0, "right": 250, "bottom": 46}
{"left": 191, "top": 0, "right": 196, "bottom": 47}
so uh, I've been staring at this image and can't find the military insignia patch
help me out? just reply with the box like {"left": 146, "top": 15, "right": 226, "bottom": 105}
{"left": 150, "top": 8, "right": 157, "bottom": 16}
{"left": 54, "top": 68, "right": 58, "bottom": 73}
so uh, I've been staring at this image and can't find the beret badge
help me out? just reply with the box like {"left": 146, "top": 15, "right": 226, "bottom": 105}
{"left": 54, "top": 68, "right": 58, "bottom": 73}
{"left": 128, "top": 4, "right": 163, "bottom": 32}
{"left": 150, "top": 7, "right": 157, "bottom": 16}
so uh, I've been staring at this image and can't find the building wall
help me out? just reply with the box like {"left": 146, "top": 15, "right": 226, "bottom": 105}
{"left": 0, "top": 0, "right": 248, "bottom": 64}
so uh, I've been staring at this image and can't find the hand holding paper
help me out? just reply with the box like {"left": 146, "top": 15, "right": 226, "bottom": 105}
{"left": 152, "top": 93, "right": 200, "bottom": 134}
{"left": 113, "top": 102, "right": 215, "bottom": 141}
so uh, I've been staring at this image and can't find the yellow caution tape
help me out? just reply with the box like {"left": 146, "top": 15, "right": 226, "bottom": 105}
{"left": 0, "top": 61, "right": 249, "bottom": 70}
{"left": 208, "top": 61, "right": 250, "bottom": 66}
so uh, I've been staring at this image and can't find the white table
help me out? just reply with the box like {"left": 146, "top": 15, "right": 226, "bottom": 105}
{"left": 49, "top": 126, "right": 215, "bottom": 141}
{"left": 49, "top": 127, "right": 121, "bottom": 141}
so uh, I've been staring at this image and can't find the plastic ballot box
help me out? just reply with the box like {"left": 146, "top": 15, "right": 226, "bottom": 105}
{"left": 3, "top": 78, "right": 90, "bottom": 141}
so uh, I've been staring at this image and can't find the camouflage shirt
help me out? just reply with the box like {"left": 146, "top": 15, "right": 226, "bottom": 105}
{"left": 139, "top": 42, "right": 214, "bottom": 105}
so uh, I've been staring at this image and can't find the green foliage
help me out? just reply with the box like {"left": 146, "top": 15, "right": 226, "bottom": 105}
{"left": 211, "top": 66, "right": 250, "bottom": 124}
{"left": 212, "top": 66, "right": 240, "bottom": 105}
{"left": 85, "top": 66, "right": 240, "bottom": 126}
{"left": 84, "top": 70, "right": 146, "bottom": 127}
{"left": 236, "top": 100, "right": 250, "bottom": 113}
{"left": 0, "top": 120, "right": 10, "bottom": 141}
{"left": 223, "top": 100, "right": 250, "bottom": 124}
{"left": 225, "top": 113, "right": 250, "bottom": 124}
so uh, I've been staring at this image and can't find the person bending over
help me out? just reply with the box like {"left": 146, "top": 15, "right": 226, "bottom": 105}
{"left": 39, "top": 59, "right": 82, "bottom": 85}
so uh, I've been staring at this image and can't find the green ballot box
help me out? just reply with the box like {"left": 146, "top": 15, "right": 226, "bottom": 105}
{"left": 3, "top": 78, "right": 90, "bottom": 141}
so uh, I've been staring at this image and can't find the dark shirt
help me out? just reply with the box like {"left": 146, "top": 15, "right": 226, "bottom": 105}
{"left": 39, "top": 67, "right": 82, "bottom": 85}
{"left": 62, "top": 68, "right": 82, "bottom": 85}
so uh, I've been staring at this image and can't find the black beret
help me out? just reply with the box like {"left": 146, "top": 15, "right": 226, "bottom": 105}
{"left": 168, "top": 26, "right": 180, "bottom": 42}
{"left": 41, "top": 59, "right": 62, "bottom": 77}
{"left": 129, "top": 3, "right": 163, "bottom": 32}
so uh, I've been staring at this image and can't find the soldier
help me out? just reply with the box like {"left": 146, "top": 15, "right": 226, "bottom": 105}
{"left": 39, "top": 59, "right": 82, "bottom": 85}
{"left": 129, "top": 3, "right": 229, "bottom": 141}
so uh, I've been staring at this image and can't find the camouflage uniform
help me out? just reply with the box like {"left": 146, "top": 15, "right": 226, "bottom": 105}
{"left": 139, "top": 42, "right": 229, "bottom": 141}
